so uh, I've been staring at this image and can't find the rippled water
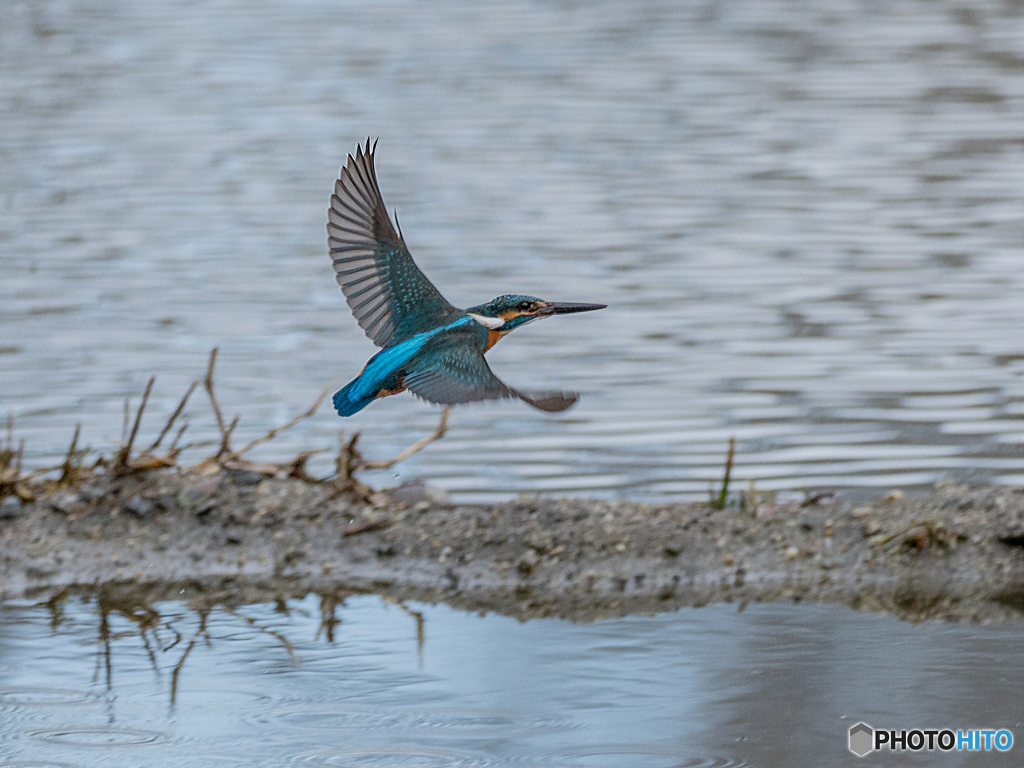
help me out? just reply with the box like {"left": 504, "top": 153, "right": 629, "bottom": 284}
{"left": 0, "top": 594, "right": 1020, "bottom": 767}
{"left": 5, "top": 0, "right": 1024, "bottom": 500}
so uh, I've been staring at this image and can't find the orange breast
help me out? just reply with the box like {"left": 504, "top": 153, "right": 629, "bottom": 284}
{"left": 484, "top": 328, "right": 504, "bottom": 352}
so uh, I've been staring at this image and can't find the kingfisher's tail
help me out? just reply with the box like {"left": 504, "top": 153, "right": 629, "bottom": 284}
{"left": 333, "top": 379, "right": 375, "bottom": 417}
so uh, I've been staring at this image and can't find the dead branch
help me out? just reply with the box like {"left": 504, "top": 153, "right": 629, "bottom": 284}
{"left": 282, "top": 449, "right": 329, "bottom": 482}
{"left": 169, "top": 422, "right": 189, "bottom": 453}
{"left": 222, "top": 415, "right": 239, "bottom": 457}
{"left": 358, "top": 407, "right": 451, "bottom": 470}
{"left": 59, "top": 423, "right": 82, "bottom": 486}
{"left": 116, "top": 376, "right": 155, "bottom": 472}
{"left": 343, "top": 517, "right": 390, "bottom": 537}
{"left": 7, "top": 347, "right": 452, "bottom": 497}
{"left": 121, "top": 396, "right": 130, "bottom": 445}
{"left": 149, "top": 380, "right": 198, "bottom": 452}
{"left": 226, "top": 386, "right": 329, "bottom": 462}
{"left": 0, "top": 415, "right": 16, "bottom": 480}
{"left": 338, "top": 431, "right": 361, "bottom": 480}
{"left": 203, "top": 348, "right": 235, "bottom": 458}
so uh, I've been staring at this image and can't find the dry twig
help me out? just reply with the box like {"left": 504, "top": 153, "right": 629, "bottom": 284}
{"left": 226, "top": 386, "right": 329, "bottom": 463}
{"left": 116, "top": 376, "right": 155, "bottom": 472}
{"left": 58, "top": 423, "right": 82, "bottom": 486}
{"left": 5, "top": 347, "right": 454, "bottom": 497}
{"left": 149, "top": 380, "right": 198, "bottom": 452}
{"left": 358, "top": 407, "right": 451, "bottom": 470}
{"left": 203, "top": 348, "right": 234, "bottom": 458}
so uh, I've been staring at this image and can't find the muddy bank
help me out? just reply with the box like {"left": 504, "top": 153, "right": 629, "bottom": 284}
{"left": 3, "top": 470, "right": 1024, "bottom": 622}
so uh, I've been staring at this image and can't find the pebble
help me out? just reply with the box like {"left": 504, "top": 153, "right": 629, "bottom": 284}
{"left": 123, "top": 495, "right": 155, "bottom": 518}
{"left": 516, "top": 549, "right": 539, "bottom": 575}
{"left": 49, "top": 491, "right": 79, "bottom": 514}
{"left": 393, "top": 479, "right": 453, "bottom": 508}
{"left": 226, "top": 468, "right": 265, "bottom": 487}
{"left": 784, "top": 546, "right": 800, "bottom": 559}
{"left": 1, "top": 496, "right": 23, "bottom": 519}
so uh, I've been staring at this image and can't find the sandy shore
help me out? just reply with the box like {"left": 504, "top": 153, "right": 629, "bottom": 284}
{"left": 3, "top": 469, "right": 1024, "bottom": 622}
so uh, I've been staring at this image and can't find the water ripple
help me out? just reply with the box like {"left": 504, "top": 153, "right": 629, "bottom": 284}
{"left": 6, "top": 0, "right": 1024, "bottom": 501}
{"left": 275, "top": 707, "right": 576, "bottom": 735}
{"left": 286, "top": 747, "right": 489, "bottom": 767}
{"left": 30, "top": 727, "right": 167, "bottom": 747}
{"left": 0, "top": 689, "right": 99, "bottom": 708}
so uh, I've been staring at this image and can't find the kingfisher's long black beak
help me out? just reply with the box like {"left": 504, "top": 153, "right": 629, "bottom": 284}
{"left": 539, "top": 301, "right": 607, "bottom": 316}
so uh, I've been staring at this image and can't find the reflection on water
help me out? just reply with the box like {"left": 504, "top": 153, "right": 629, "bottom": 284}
{"left": 5, "top": 0, "right": 1024, "bottom": 500}
{"left": 1, "top": 592, "right": 1023, "bottom": 767}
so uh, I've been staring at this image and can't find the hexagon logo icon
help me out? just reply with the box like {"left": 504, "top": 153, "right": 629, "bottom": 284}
{"left": 849, "top": 722, "right": 874, "bottom": 757}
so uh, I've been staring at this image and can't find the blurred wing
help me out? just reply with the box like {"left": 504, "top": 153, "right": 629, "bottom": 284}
{"left": 405, "top": 344, "right": 578, "bottom": 412}
{"left": 327, "top": 139, "right": 457, "bottom": 347}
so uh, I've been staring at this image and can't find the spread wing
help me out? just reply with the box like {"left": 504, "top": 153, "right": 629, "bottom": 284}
{"left": 327, "top": 139, "right": 458, "bottom": 348}
{"left": 405, "top": 342, "right": 578, "bottom": 413}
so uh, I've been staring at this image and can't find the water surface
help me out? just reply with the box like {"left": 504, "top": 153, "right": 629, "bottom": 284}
{"left": 4, "top": 0, "right": 1024, "bottom": 499}
{"left": 1, "top": 593, "right": 1022, "bottom": 767}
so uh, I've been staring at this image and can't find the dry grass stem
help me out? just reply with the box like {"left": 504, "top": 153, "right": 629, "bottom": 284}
{"left": 710, "top": 437, "right": 736, "bottom": 510}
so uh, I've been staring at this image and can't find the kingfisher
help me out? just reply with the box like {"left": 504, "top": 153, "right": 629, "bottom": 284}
{"left": 327, "top": 139, "right": 605, "bottom": 417}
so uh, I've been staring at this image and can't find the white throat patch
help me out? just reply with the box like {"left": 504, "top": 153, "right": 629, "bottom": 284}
{"left": 468, "top": 313, "right": 506, "bottom": 329}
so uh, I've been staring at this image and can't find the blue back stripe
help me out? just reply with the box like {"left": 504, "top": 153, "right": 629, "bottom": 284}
{"left": 348, "top": 316, "right": 473, "bottom": 400}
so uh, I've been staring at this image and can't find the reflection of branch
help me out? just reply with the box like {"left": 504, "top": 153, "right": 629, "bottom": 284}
{"left": 171, "top": 610, "right": 208, "bottom": 708}
{"left": 316, "top": 594, "right": 345, "bottom": 643}
{"left": 46, "top": 588, "right": 69, "bottom": 630}
{"left": 160, "top": 621, "right": 183, "bottom": 653}
{"left": 223, "top": 607, "right": 299, "bottom": 663}
{"left": 95, "top": 603, "right": 113, "bottom": 690}
{"left": 171, "top": 638, "right": 196, "bottom": 707}
{"left": 138, "top": 627, "right": 160, "bottom": 679}
{"left": 383, "top": 597, "right": 425, "bottom": 666}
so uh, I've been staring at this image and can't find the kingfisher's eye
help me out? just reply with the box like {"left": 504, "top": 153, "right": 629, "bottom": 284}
{"left": 518, "top": 300, "right": 531, "bottom": 311}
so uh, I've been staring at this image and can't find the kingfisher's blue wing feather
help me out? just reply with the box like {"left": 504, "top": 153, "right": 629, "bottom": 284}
{"left": 327, "top": 139, "right": 459, "bottom": 348}
{"left": 405, "top": 335, "right": 578, "bottom": 413}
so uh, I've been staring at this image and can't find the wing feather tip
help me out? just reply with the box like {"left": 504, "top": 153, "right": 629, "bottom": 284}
{"left": 518, "top": 391, "right": 579, "bottom": 412}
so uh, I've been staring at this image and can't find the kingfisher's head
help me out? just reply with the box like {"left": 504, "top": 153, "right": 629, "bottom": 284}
{"left": 465, "top": 294, "right": 606, "bottom": 334}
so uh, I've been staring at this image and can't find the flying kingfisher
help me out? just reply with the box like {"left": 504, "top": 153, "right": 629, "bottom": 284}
{"left": 327, "top": 139, "right": 606, "bottom": 417}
